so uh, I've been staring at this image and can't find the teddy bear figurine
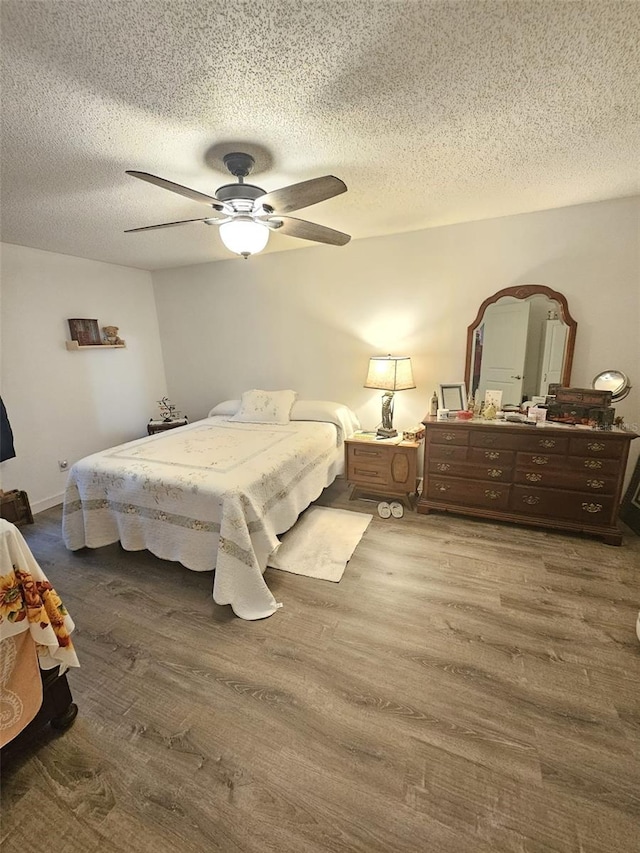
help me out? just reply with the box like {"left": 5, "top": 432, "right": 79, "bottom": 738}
{"left": 102, "top": 325, "right": 124, "bottom": 346}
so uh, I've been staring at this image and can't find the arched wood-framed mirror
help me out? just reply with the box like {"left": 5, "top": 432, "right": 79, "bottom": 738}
{"left": 464, "top": 284, "right": 577, "bottom": 406}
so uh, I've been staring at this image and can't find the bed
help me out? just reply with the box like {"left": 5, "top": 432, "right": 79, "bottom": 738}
{"left": 62, "top": 396, "right": 359, "bottom": 620}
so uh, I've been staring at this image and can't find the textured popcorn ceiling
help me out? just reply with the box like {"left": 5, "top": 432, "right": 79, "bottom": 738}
{"left": 1, "top": 0, "right": 639, "bottom": 270}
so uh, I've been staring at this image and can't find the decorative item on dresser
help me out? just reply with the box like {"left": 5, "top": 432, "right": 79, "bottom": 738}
{"left": 438, "top": 382, "right": 467, "bottom": 412}
{"left": 345, "top": 436, "right": 421, "bottom": 509}
{"left": 418, "top": 419, "right": 638, "bottom": 545}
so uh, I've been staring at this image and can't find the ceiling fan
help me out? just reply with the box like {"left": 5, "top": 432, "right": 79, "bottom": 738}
{"left": 125, "top": 152, "right": 351, "bottom": 258}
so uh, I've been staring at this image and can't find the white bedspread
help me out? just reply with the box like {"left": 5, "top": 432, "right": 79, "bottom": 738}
{"left": 62, "top": 416, "right": 344, "bottom": 619}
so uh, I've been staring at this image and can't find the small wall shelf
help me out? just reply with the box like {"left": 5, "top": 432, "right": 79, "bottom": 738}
{"left": 65, "top": 341, "right": 126, "bottom": 351}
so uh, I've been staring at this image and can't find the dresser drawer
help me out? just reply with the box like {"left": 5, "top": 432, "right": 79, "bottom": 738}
{"left": 347, "top": 462, "right": 388, "bottom": 487}
{"left": 510, "top": 485, "right": 616, "bottom": 524}
{"left": 514, "top": 469, "right": 618, "bottom": 494}
{"left": 427, "top": 477, "right": 511, "bottom": 509}
{"left": 566, "top": 456, "right": 622, "bottom": 476}
{"left": 514, "top": 434, "right": 570, "bottom": 454}
{"left": 348, "top": 444, "right": 386, "bottom": 463}
{"left": 428, "top": 459, "right": 511, "bottom": 482}
{"left": 468, "top": 447, "right": 515, "bottom": 465}
{"left": 469, "top": 430, "right": 520, "bottom": 450}
{"left": 516, "top": 452, "right": 568, "bottom": 470}
{"left": 429, "top": 444, "right": 469, "bottom": 461}
{"left": 429, "top": 428, "right": 469, "bottom": 446}
{"left": 569, "top": 437, "right": 625, "bottom": 459}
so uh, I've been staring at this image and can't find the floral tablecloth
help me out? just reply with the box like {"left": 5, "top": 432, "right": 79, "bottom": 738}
{"left": 0, "top": 518, "right": 79, "bottom": 746}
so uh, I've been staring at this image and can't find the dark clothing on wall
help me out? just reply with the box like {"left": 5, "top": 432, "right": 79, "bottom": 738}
{"left": 0, "top": 397, "right": 16, "bottom": 462}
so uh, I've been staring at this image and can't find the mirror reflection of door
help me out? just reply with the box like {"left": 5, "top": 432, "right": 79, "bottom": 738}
{"left": 466, "top": 286, "right": 577, "bottom": 402}
{"left": 476, "top": 300, "right": 530, "bottom": 405}
{"left": 539, "top": 319, "right": 568, "bottom": 395}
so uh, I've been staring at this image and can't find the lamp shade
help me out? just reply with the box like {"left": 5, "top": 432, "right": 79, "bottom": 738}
{"left": 219, "top": 217, "right": 270, "bottom": 257}
{"left": 364, "top": 356, "right": 415, "bottom": 391}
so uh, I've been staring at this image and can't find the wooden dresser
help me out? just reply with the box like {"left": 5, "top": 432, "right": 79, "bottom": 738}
{"left": 418, "top": 418, "right": 637, "bottom": 544}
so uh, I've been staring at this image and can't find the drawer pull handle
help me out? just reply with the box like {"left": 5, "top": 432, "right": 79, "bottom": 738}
{"left": 584, "top": 460, "right": 603, "bottom": 469}
{"left": 581, "top": 502, "right": 603, "bottom": 514}
{"left": 436, "top": 462, "right": 451, "bottom": 471}
{"left": 485, "top": 451, "right": 500, "bottom": 460}
{"left": 532, "top": 456, "right": 549, "bottom": 465}
{"left": 522, "top": 495, "right": 540, "bottom": 505}
{"left": 539, "top": 439, "right": 556, "bottom": 448}
{"left": 484, "top": 489, "right": 502, "bottom": 500}
{"left": 587, "top": 442, "right": 606, "bottom": 452}
{"left": 487, "top": 468, "right": 503, "bottom": 478}
{"left": 435, "top": 483, "right": 449, "bottom": 492}
{"left": 586, "top": 479, "right": 605, "bottom": 490}
{"left": 482, "top": 437, "right": 497, "bottom": 446}
{"left": 525, "top": 473, "right": 542, "bottom": 482}
{"left": 443, "top": 433, "right": 456, "bottom": 441}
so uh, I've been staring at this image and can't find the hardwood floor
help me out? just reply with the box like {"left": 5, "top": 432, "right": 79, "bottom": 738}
{"left": 2, "top": 481, "right": 639, "bottom": 852}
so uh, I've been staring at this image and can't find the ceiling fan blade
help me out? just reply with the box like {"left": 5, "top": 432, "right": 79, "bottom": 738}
{"left": 124, "top": 217, "right": 216, "bottom": 233}
{"left": 126, "top": 171, "right": 225, "bottom": 209}
{"left": 257, "top": 175, "right": 347, "bottom": 214}
{"left": 268, "top": 215, "right": 351, "bottom": 246}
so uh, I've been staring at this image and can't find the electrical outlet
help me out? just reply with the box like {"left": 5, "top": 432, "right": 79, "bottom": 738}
{"left": 58, "top": 460, "right": 68, "bottom": 471}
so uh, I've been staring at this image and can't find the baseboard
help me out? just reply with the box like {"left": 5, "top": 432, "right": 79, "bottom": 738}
{"left": 32, "top": 494, "right": 64, "bottom": 515}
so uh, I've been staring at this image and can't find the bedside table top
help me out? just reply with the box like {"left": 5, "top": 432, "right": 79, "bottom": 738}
{"left": 148, "top": 418, "right": 188, "bottom": 427}
{"left": 346, "top": 433, "right": 420, "bottom": 448}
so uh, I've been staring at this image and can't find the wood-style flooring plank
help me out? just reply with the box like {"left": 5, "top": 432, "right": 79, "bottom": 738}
{"left": 2, "top": 481, "right": 640, "bottom": 852}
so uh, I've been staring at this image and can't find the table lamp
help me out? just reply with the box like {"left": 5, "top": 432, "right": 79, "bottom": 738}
{"left": 364, "top": 355, "right": 416, "bottom": 437}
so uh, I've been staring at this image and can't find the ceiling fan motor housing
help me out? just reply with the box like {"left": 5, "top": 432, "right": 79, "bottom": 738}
{"left": 215, "top": 183, "right": 266, "bottom": 204}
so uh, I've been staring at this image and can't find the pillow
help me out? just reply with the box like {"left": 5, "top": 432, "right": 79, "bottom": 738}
{"left": 290, "top": 400, "right": 361, "bottom": 443}
{"left": 208, "top": 400, "right": 241, "bottom": 418}
{"left": 231, "top": 389, "right": 297, "bottom": 425}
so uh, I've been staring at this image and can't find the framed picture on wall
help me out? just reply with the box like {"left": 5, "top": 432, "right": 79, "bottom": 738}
{"left": 68, "top": 318, "right": 101, "bottom": 346}
{"left": 438, "top": 382, "right": 467, "bottom": 412}
{"left": 620, "top": 456, "right": 640, "bottom": 536}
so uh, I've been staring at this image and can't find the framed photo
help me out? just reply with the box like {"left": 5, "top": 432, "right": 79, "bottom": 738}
{"left": 438, "top": 382, "right": 467, "bottom": 412}
{"left": 484, "top": 389, "right": 503, "bottom": 410}
{"left": 68, "top": 318, "right": 101, "bottom": 346}
{"left": 619, "top": 455, "right": 640, "bottom": 536}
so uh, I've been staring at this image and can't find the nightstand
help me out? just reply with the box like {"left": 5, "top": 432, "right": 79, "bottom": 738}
{"left": 345, "top": 437, "right": 421, "bottom": 508}
{"left": 147, "top": 418, "right": 189, "bottom": 435}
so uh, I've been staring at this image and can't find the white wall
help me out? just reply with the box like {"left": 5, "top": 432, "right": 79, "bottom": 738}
{"left": 0, "top": 244, "right": 167, "bottom": 510}
{"left": 153, "top": 197, "right": 639, "bottom": 459}
{"left": 3, "top": 195, "right": 638, "bottom": 511}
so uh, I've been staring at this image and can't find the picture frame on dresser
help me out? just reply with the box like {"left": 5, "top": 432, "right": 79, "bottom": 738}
{"left": 438, "top": 383, "right": 467, "bottom": 412}
{"left": 619, "top": 456, "right": 640, "bottom": 536}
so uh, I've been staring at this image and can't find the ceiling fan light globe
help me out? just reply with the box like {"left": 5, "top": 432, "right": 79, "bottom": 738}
{"left": 219, "top": 217, "right": 269, "bottom": 257}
